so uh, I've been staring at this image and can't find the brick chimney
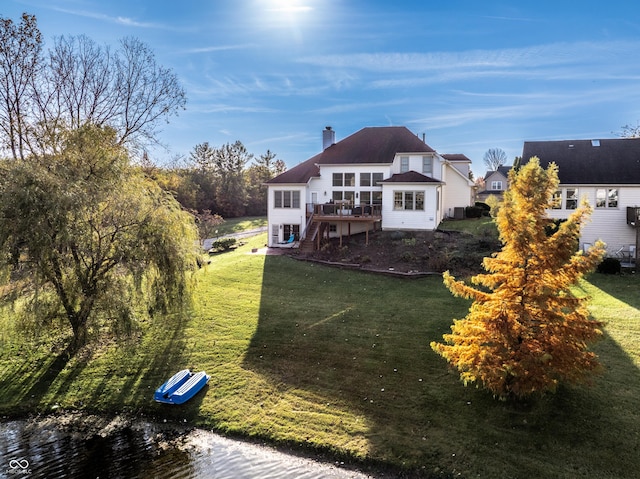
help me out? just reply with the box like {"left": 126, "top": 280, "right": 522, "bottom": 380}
{"left": 322, "top": 126, "right": 335, "bottom": 150}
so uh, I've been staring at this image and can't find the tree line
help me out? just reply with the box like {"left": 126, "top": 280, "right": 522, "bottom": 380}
{"left": 146, "top": 142, "right": 286, "bottom": 218}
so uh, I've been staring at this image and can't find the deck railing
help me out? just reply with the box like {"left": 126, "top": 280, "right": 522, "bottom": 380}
{"left": 307, "top": 203, "right": 382, "bottom": 218}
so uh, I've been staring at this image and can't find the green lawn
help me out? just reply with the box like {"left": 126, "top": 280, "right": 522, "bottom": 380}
{"left": 1, "top": 232, "right": 639, "bottom": 478}
{"left": 214, "top": 216, "right": 267, "bottom": 236}
{"left": 438, "top": 216, "right": 498, "bottom": 237}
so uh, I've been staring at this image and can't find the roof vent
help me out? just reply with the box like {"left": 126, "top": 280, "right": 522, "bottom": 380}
{"left": 568, "top": 144, "right": 574, "bottom": 148}
{"left": 591, "top": 139, "right": 600, "bottom": 147}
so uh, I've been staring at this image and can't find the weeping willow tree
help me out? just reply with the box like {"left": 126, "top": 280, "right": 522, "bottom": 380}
{"left": 431, "top": 158, "right": 606, "bottom": 399}
{"left": 0, "top": 125, "right": 199, "bottom": 351}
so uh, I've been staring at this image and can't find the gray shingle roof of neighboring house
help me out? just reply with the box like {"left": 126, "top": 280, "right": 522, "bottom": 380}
{"left": 482, "top": 165, "right": 512, "bottom": 179}
{"left": 442, "top": 153, "right": 471, "bottom": 162}
{"left": 381, "top": 171, "right": 442, "bottom": 183}
{"left": 522, "top": 138, "right": 640, "bottom": 184}
{"left": 266, "top": 126, "right": 436, "bottom": 184}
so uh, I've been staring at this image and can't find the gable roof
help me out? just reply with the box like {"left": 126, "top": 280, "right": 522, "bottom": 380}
{"left": 483, "top": 165, "right": 512, "bottom": 179}
{"left": 316, "top": 126, "right": 435, "bottom": 165}
{"left": 267, "top": 126, "right": 437, "bottom": 185}
{"left": 382, "top": 171, "right": 442, "bottom": 184}
{"left": 265, "top": 156, "right": 320, "bottom": 184}
{"left": 522, "top": 139, "right": 640, "bottom": 184}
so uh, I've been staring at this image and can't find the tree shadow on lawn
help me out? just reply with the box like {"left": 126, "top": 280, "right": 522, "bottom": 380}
{"left": 80, "top": 314, "right": 198, "bottom": 417}
{"left": 242, "top": 255, "right": 640, "bottom": 478}
{"left": 0, "top": 313, "right": 195, "bottom": 419}
{"left": 585, "top": 272, "right": 640, "bottom": 310}
{"left": 0, "top": 341, "right": 88, "bottom": 414}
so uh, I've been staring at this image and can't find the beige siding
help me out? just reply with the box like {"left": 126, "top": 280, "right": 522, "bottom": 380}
{"left": 441, "top": 164, "right": 473, "bottom": 220}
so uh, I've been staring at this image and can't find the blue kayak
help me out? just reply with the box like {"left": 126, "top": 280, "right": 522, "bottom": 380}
{"left": 154, "top": 370, "right": 210, "bottom": 404}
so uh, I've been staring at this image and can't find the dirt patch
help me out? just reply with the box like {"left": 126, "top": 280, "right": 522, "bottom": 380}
{"left": 290, "top": 229, "right": 501, "bottom": 278}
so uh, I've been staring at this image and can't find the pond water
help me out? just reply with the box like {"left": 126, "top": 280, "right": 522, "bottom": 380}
{"left": 0, "top": 417, "right": 376, "bottom": 479}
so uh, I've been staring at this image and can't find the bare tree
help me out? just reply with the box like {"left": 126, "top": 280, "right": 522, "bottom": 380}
{"left": 483, "top": 148, "right": 507, "bottom": 171}
{"left": 0, "top": 14, "right": 186, "bottom": 158}
{"left": 113, "top": 37, "right": 186, "bottom": 150}
{"left": 620, "top": 123, "right": 640, "bottom": 138}
{"left": 0, "top": 13, "right": 42, "bottom": 160}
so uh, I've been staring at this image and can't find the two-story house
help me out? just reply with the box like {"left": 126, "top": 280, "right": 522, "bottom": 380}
{"left": 522, "top": 138, "right": 640, "bottom": 265}
{"left": 266, "top": 126, "right": 474, "bottom": 249}
{"left": 476, "top": 165, "right": 512, "bottom": 202}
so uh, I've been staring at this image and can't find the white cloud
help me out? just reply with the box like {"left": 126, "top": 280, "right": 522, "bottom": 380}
{"left": 299, "top": 40, "right": 640, "bottom": 73}
{"left": 49, "top": 6, "right": 182, "bottom": 31}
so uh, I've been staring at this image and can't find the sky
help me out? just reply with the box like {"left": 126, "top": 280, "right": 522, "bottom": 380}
{"left": 3, "top": 0, "right": 640, "bottom": 177}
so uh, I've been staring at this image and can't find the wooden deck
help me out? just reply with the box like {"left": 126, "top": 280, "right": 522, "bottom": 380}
{"left": 301, "top": 203, "right": 382, "bottom": 251}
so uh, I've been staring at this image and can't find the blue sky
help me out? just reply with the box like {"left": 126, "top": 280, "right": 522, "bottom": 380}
{"left": 4, "top": 0, "right": 640, "bottom": 177}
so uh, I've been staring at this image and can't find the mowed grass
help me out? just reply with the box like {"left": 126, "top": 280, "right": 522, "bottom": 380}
{"left": 214, "top": 216, "right": 267, "bottom": 236}
{"left": 1, "top": 232, "right": 639, "bottom": 478}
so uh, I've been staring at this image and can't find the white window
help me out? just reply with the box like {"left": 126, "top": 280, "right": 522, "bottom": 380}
{"left": 422, "top": 156, "right": 433, "bottom": 175}
{"left": 393, "top": 191, "right": 425, "bottom": 211}
{"left": 274, "top": 190, "right": 300, "bottom": 208}
{"left": 565, "top": 188, "right": 578, "bottom": 209}
{"left": 360, "top": 172, "right": 384, "bottom": 187}
{"left": 333, "top": 173, "right": 355, "bottom": 187}
{"left": 400, "top": 156, "right": 409, "bottom": 173}
{"left": 596, "top": 188, "right": 618, "bottom": 208}
{"left": 491, "top": 180, "right": 503, "bottom": 191}
{"left": 551, "top": 190, "right": 562, "bottom": 209}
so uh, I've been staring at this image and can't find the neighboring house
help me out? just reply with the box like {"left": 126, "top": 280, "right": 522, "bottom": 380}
{"left": 476, "top": 165, "right": 512, "bottom": 202}
{"left": 266, "top": 126, "right": 474, "bottom": 249}
{"left": 522, "top": 138, "right": 640, "bottom": 264}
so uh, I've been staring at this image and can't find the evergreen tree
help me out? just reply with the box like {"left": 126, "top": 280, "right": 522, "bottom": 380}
{"left": 431, "top": 158, "right": 606, "bottom": 399}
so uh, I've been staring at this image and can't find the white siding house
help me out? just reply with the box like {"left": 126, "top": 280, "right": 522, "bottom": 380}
{"left": 266, "top": 126, "right": 474, "bottom": 249}
{"left": 522, "top": 139, "right": 640, "bottom": 264}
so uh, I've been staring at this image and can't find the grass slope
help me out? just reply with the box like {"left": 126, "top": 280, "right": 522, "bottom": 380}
{"left": 1, "top": 232, "right": 639, "bottom": 478}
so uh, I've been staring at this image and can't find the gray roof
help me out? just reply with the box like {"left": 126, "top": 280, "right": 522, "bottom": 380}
{"left": 265, "top": 156, "right": 320, "bottom": 184}
{"left": 483, "top": 165, "right": 512, "bottom": 179}
{"left": 522, "top": 139, "right": 640, "bottom": 184}
{"left": 382, "top": 171, "right": 442, "bottom": 184}
{"left": 442, "top": 153, "right": 471, "bottom": 162}
{"left": 317, "top": 126, "right": 435, "bottom": 165}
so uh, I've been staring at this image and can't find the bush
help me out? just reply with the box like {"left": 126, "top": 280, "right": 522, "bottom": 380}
{"left": 389, "top": 230, "right": 406, "bottom": 241}
{"left": 210, "top": 237, "right": 237, "bottom": 252}
{"left": 475, "top": 201, "right": 490, "bottom": 212}
{"left": 402, "top": 237, "right": 417, "bottom": 247}
{"left": 597, "top": 257, "right": 621, "bottom": 275}
{"left": 465, "top": 206, "right": 483, "bottom": 218}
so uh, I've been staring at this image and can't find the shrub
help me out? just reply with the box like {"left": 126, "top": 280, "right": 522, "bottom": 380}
{"left": 475, "top": 201, "right": 490, "bottom": 213}
{"left": 402, "top": 237, "right": 417, "bottom": 247}
{"left": 400, "top": 251, "right": 416, "bottom": 262}
{"left": 485, "top": 195, "right": 502, "bottom": 218}
{"left": 210, "top": 237, "right": 237, "bottom": 252}
{"left": 465, "top": 206, "right": 483, "bottom": 218}
{"left": 389, "top": 230, "right": 406, "bottom": 241}
{"left": 597, "top": 257, "right": 621, "bottom": 275}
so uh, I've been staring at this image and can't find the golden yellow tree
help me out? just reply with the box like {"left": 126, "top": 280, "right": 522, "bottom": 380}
{"left": 431, "top": 158, "right": 606, "bottom": 399}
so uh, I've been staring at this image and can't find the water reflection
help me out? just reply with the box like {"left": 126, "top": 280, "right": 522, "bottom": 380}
{"left": 1, "top": 418, "right": 374, "bottom": 478}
